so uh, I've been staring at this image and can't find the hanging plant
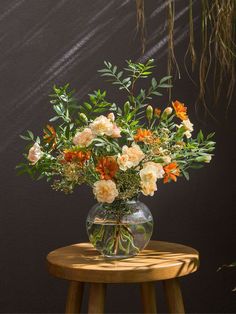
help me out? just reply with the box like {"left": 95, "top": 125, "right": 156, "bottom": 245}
{"left": 135, "top": 0, "right": 236, "bottom": 116}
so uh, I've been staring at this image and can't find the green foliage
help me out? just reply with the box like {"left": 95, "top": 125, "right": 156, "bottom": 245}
{"left": 49, "top": 84, "right": 77, "bottom": 123}
{"left": 77, "top": 89, "right": 112, "bottom": 124}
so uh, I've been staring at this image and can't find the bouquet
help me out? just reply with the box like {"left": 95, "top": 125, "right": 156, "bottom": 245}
{"left": 17, "top": 59, "right": 215, "bottom": 203}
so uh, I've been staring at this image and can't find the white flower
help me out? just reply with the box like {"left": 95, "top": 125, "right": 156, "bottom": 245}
{"left": 73, "top": 128, "right": 94, "bottom": 147}
{"left": 182, "top": 119, "right": 194, "bottom": 138}
{"left": 141, "top": 181, "right": 157, "bottom": 196}
{"left": 142, "top": 162, "right": 165, "bottom": 179}
{"left": 107, "top": 112, "right": 115, "bottom": 122}
{"left": 89, "top": 115, "right": 113, "bottom": 136}
{"left": 93, "top": 180, "right": 119, "bottom": 203}
{"left": 28, "top": 143, "right": 43, "bottom": 165}
{"left": 117, "top": 144, "right": 145, "bottom": 171}
{"left": 182, "top": 119, "right": 194, "bottom": 132}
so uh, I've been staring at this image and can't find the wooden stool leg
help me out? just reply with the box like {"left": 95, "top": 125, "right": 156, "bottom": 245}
{"left": 88, "top": 283, "right": 106, "bottom": 314}
{"left": 163, "top": 278, "right": 185, "bottom": 314}
{"left": 65, "top": 281, "right": 84, "bottom": 314}
{"left": 140, "top": 282, "right": 157, "bottom": 313}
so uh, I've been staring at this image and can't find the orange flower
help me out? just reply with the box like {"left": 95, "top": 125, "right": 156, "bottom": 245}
{"left": 96, "top": 157, "right": 119, "bottom": 180}
{"left": 172, "top": 100, "right": 188, "bottom": 120}
{"left": 63, "top": 150, "right": 91, "bottom": 165}
{"left": 134, "top": 129, "right": 153, "bottom": 142}
{"left": 44, "top": 125, "right": 57, "bottom": 148}
{"left": 154, "top": 108, "right": 161, "bottom": 117}
{"left": 163, "top": 162, "right": 180, "bottom": 183}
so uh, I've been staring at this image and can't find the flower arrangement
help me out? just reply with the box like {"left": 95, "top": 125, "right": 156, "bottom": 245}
{"left": 17, "top": 59, "right": 215, "bottom": 204}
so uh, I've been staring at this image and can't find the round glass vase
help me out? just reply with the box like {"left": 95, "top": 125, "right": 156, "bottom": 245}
{"left": 86, "top": 198, "right": 153, "bottom": 259}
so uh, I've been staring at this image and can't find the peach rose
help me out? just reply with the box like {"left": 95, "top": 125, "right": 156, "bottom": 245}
{"left": 89, "top": 115, "right": 113, "bottom": 136}
{"left": 28, "top": 143, "right": 43, "bottom": 165}
{"left": 141, "top": 181, "right": 157, "bottom": 196}
{"left": 142, "top": 162, "right": 165, "bottom": 179}
{"left": 93, "top": 180, "right": 119, "bottom": 203}
{"left": 117, "top": 144, "right": 145, "bottom": 171}
{"left": 73, "top": 128, "right": 94, "bottom": 147}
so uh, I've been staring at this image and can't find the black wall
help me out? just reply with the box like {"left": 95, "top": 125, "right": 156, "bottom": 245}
{"left": 0, "top": 1, "right": 235, "bottom": 313}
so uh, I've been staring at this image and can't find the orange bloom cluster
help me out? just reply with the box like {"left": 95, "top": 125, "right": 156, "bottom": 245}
{"left": 163, "top": 162, "right": 180, "bottom": 183}
{"left": 96, "top": 157, "right": 119, "bottom": 180}
{"left": 63, "top": 149, "right": 91, "bottom": 165}
{"left": 134, "top": 128, "right": 153, "bottom": 142}
{"left": 44, "top": 125, "right": 57, "bottom": 148}
{"left": 172, "top": 100, "right": 188, "bottom": 120}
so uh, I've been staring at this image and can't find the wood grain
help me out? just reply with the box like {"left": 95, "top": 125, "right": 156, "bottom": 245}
{"left": 65, "top": 281, "right": 83, "bottom": 314}
{"left": 140, "top": 281, "right": 157, "bottom": 313}
{"left": 47, "top": 240, "right": 199, "bottom": 283}
{"left": 163, "top": 278, "right": 185, "bottom": 313}
{"left": 88, "top": 283, "right": 106, "bottom": 314}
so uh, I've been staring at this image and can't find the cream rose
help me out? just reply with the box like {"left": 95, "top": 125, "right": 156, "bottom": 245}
{"left": 93, "top": 180, "right": 119, "bottom": 203}
{"left": 28, "top": 143, "right": 43, "bottom": 165}
{"left": 117, "top": 144, "right": 145, "bottom": 171}
{"left": 141, "top": 181, "right": 157, "bottom": 196}
{"left": 89, "top": 115, "right": 113, "bottom": 136}
{"left": 142, "top": 162, "right": 165, "bottom": 179}
{"left": 73, "top": 128, "right": 94, "bottom": 147}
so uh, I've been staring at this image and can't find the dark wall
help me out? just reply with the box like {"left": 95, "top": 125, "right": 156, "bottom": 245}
{"left": 0, "top": 1, "right": 235, "bottom": 313}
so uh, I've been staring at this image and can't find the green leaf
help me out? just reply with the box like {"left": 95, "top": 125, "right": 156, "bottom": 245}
{"left": 197, "top": 130, "right": 204, "bottom": 143}
{"left": 182, "top": 169, "right": 190, "bottom": 180}
{"left": 49, "top": 116, "right": 60, "bottom": 122}
{"left": 20, "top": 135, "right": 31, "bottom": 141}
{"left": 160, "top": 76, "right": 172, "bottom": 84}
{"left": 152, "top": 91, "right": 162, "bottom": 96}
{"left": 151, "top": 77, "right": 157, "bottom": 88}
{"left": 27, "top": 130, "right": 34, "bottom": 140}
{"left": 158, "top": 83, "right": 173, "bottom": 88}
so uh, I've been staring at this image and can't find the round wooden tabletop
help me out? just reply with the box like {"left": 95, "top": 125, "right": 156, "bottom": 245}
{"left": 47, "top": 240, "right": 199, "bottom": 283}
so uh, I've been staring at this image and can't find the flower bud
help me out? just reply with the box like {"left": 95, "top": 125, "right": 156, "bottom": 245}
{"left": 163, "top": 107, "right": 173, "bottom": 116}
{"left": 146, "top": 105, "right": 153, "bottom": 121}
{"left": 79, "top": 113, "right": 88, "bottom": 123}
{"left": 195, "top": 155, "right": 212, "bottom": 163}
{"left": 124, "top": 101, "right": 130, "bottom": 115}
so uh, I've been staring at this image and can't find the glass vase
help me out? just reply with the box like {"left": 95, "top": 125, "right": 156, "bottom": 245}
{"left": 86, "top": 198, "right": 153, "bottom": 259}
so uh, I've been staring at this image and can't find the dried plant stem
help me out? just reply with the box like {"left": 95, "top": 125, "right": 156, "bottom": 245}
{"left": 136, "top": 0, "right": 146, "bottom": 54}
{"left": 167, "top": 0, "right": 181, "bottom": 99}
{"left": 188, "top": 0, "right": 197, "bottom": 72}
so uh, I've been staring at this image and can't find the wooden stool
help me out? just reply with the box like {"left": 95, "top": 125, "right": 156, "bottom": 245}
{"left": 47, "top": 240, "right": 199, "bottom": 313}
